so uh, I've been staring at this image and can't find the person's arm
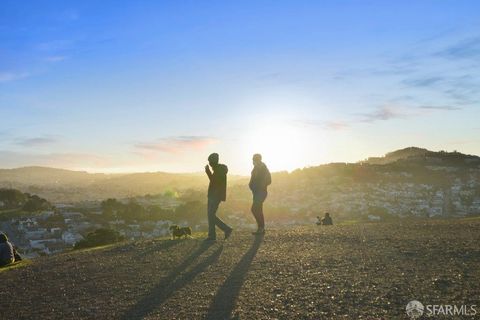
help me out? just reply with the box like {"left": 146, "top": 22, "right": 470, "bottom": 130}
{"left": 205, "top": 165, "right": 213, "bottom": 181}
{"left": 249, "top": 169, "right": 256, "bottom": 191}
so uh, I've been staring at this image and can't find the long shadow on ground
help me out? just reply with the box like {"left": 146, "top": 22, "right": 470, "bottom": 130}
{"left": 133, "top": 239, "right": 182, "bottom": 259}
{"left": 121, "top": 241, "right": 222, "bottom": 320}
{"left": 205, "top": 235, "right": 264, "bottom": 320}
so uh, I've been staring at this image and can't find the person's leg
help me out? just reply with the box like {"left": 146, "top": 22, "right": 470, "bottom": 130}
{"left": 210, "top": 199, "right": 231, "bottom": 235}
{"left": 257, "top": 200, "right": 265, "bottom": 229}
{"left": 251, "top": 202, "right": 260, "bottom": 228}
{"left": 207, "top": 198, "right": 219, "bottom": 239}
{"left": 251, "top": 202, "right": 265, "bottom": 230}
{"left": 251, "top": 191, "right": 266, "bottom": 231}
{"left": 214, "top": 215, "right": 231, "bottom": 233}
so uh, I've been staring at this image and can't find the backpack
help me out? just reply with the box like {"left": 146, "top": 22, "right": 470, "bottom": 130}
{"left": 265, "top": 166, "right": 272, "bottom": 186}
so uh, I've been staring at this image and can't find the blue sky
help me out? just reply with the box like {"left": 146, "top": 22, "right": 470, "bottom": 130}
{"left": 1, "top": 0, "right": 480, "bottom": 174}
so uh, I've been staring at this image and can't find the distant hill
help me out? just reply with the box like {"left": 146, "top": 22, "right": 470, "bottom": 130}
{"left": 0, "top": 166, "right": 246, "bottom": 202}
{"left": 0, "top": 166, "right": 112, "bottom": 186}
{"left": 362, "top": 146, "right": 480, "bottom": 165}
{"left": 362, "top": 147, "right": 430, "bottom": 164}
{"left": 0, "top": 147, "right": 479, "bottom": 207}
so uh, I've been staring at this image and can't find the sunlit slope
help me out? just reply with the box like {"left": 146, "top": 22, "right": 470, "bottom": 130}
{"left": 1, "top": 219, "right": 479, "bottom": 319}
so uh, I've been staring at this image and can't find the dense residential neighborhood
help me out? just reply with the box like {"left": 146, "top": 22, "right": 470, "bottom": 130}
{"left": 2, "top": 171, "right": 480, "bottom": 258}
{"left": 0, "top": 196, "right": 183, "bottom": 258}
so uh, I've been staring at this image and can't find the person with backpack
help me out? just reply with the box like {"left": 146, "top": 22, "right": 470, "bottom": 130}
{"left": 249, "top": 153, "right": 271, "bottom": 235}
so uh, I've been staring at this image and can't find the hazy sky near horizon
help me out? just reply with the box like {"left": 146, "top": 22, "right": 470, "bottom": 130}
{"left": 1, "top": 0, "right": 480, "bottom": 174}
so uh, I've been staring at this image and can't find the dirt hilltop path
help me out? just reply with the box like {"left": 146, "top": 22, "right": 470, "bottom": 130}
{"left": 1, "top": 220, "right": 479, "bottom": 319}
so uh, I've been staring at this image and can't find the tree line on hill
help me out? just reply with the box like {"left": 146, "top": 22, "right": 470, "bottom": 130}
{"left": 0, "top": 188, "right": 52, "bottom": 213}
{"left": 100, "top": 193, "right": 205, "bottom": 225}
{"left": 74, "top": 228, "right": 124, "bottom": 250}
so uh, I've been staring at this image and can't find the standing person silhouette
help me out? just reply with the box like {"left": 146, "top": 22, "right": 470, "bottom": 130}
{"left": 205, "top": 153, "right": 233, "bottom": 241}
{"left": 249, "top": 154, "right": 271, "bottom": 235}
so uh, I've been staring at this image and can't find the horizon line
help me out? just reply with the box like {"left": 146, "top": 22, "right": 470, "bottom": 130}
{"left": 0, "top": 146, "right": 476, "bottom": 176}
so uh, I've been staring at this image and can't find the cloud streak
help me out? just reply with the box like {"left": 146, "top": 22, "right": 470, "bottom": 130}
{"left": 16, "top": 136, "right": 58, "bottom": 147}
{"left": 357, "top": 106, "right": 410, "bottom": 123}
{"left": 0, "top": 71, "right": 30, "bottom": 83}
{"left": 437, "top": 36, "right": 480, "bottom": 60}
{"left": 135, "top": 136, "right": 217, "bottom": 154}
{"left": 418, "top": 105, "right": 462, "bottom": 111}
{"left": 355, "top": 104, "right": 461, "bottom": 124}
{"left": 45, "top": 55, "right": 67, "bottom": 62}
{"left": 292, "top": 119, "right": 349, "bottom": 131}
{"left": 294, "top": 103, "right": 461, "bottom": 130}
{"left": 402, "top": 76, "right": 444, "bottom": 88}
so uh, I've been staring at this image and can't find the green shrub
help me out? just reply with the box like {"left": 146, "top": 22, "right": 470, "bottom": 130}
{"left": 74, "top": 228, "right": 124, "bottom": 250}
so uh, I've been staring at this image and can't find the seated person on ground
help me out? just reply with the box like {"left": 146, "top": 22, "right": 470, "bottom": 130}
{"left": 0, "top": 233, "right": 15, "bottom": 267}
{"left": 321, "top": 212, "right": 333, "bottom": 226}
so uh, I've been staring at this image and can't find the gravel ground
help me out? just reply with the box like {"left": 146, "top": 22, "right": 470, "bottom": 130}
{"left": 1, "top": 219, "right": 479, "bottom": 319}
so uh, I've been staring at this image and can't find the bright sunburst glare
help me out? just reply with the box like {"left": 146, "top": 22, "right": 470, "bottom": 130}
{"left": 240, "top": 120, "right": 313, "bottom": 172}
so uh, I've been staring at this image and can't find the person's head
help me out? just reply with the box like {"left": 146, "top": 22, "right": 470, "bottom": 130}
{"left": 325, "top": 212, "right": 330, "bottom": 218}
{"left": 0, "top": 233, "right": 8, "bottom": 243}
{"left": 252, "top": 153, "right": 262, "bottom": 166}
{"left": 208, "top": 153, "right": 219, "bottom": 166}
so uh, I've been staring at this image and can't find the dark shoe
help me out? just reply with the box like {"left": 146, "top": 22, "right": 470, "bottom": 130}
{"left": 224, "top": 228, "right": 233, "bottom": 240}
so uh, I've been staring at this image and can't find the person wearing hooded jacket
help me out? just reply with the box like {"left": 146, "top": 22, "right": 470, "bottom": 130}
{"left": 0, "top": 233, "right": 15, "bottom": 267}
{"left": 205, "top": 153, "right": 233, "bottom": 240}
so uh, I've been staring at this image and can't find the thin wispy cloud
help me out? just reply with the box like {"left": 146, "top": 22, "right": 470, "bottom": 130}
{"left": 402, "top": 76, "right": 444, "bottom": 88}
{"left": 45, "top": 55, "right": 67, "bottom": 62}
{"left": 16, "top": 137, "right": 58, "bottom": 147}
{"left": 36, "top": 40, "right": 74, "bottom": 52}
{"left": 437, "top": 36, "right": 480, "bottom": 60}
{"left": 389, "top": 95, "right": 416, "bottom": 102}
{"left": 357, "top": 106, "right": 410, "bottom": 123}
{"left": 292, "top": 119, "right": 349, "bottom": 131}
{"left": 358, "top": 104, "right": 462, "bottom": 123}
{"left": 443, "top": 88, "right": 478, "bottom": 105}
{"left": 0, "top": 71, "right": 30, "bottom": 83}
{"left": 398, "top": 70, "right": 479, "bottom": 105}
{"left": 363, "top": 35, "right": 480, "bottom": 108}
{"left": 418, "top": 105, "right": 461, "bottom": 111}
{"left": 135, "top": 136, "right": 217, "bottom": 154}
{"left": 295, "top": 103, "right": 460, "bottom": 130}
{"left": 323, "top": 121, "right": 350, "bottom": 131}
